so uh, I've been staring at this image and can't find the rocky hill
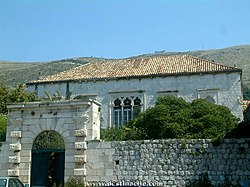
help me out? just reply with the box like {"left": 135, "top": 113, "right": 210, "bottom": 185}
{"left": 1, "top": 45, "right": 250, "bottom": 98}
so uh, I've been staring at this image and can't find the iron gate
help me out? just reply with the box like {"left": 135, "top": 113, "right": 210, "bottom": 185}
{"left": 31, "top": 149, "right": 65, "bottom": 187}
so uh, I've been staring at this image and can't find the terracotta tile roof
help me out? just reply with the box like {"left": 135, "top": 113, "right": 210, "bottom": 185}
{"left": 28, "top": 55, "right": 241, "bottom": 84}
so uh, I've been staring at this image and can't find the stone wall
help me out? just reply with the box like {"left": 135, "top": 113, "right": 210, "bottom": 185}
{"left": 0, "top": 142, "right": 9, "bottom": 176}
{"left": 86, "top": 138, "right": 250, "bottom": 187}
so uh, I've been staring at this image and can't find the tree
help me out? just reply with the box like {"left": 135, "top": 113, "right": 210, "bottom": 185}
{"left": 0, "top": 114, "right": 7, "bottom": 142}
{"left": 0, "top": 82, "right": 39, "bottom": 141}
{"left": 0, "top": 82, "right": 39, "bottom": 114}
{"left": 130, "top": 95, "right": 239, "bottom": 140}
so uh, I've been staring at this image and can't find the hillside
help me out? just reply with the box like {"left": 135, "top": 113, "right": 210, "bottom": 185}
{"left": 0, "top": 57, "right": 105, "bottom": 87}
{"left": 1, "top": 45, "right": 250, "bottom": 98}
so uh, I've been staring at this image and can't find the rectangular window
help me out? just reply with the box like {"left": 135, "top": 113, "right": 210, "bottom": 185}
{"left": 114, "top": 108, "right": 122, "bottom": 127}
{"left": 124, "top": 107, "right": 132, "bottom": 124}
{"left": 157, "top": 90, "right": 179, "bottom": 97}
{"left": 197, "top": 88, "right": 219, "bottom": 104}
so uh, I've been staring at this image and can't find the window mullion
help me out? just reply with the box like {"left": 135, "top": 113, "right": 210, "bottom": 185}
{"left": 121, "top": 100, "right": 124, "bottom": 126}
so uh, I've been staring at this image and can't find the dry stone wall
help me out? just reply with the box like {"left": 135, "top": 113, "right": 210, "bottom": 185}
{"left": 86, "top": 138, "right": 250, "bottom": 187}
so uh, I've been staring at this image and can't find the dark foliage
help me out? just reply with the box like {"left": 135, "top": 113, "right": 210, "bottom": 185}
{"left": 0, "top": 82, "right": 39, "bottom": 114}
{"left": 102, "top": 96, "right": 239, "bottom": 141}
{"left": 130, "top": 96, "right": 238, "bottom": 140}
{"left": 225, "top": 120, "right": 250, "bottom": 138}
{"left": 0, "top": 82, "right": 40, "bottom": 141}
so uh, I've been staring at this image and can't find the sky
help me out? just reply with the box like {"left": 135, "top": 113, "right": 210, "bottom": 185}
{"left": 0, "top": 0, "right": 250, "bottom": 62}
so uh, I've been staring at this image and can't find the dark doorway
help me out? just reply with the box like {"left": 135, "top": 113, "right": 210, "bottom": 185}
{"left": 31, "top": 131, "right": 65, "bottom": 187}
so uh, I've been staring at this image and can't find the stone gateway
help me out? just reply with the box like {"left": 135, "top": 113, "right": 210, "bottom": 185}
{"left": 0, "top": 100, "right": 101, "bottom": 186}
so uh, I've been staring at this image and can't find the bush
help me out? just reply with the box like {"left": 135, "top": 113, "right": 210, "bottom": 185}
{"left": 100, "top": 126, "right": 142, "bottom": 141}
{"left": 132, "top": 96, "right": 239, "bottom": 140}
{"left": 225, "top": 120, "right": 250, "bottom": 138}
{"left": 0, "top": 114, "right": 7, "bottom": 142}
{"left": 102, "top": 96, "right": 239, "bottom": 141}
{"left": 64, "top": 177, "right": 85, "bottom": 187}
{"left": 0, "top": 82, "right": 39, "bottom": 114}
{"left": 0, "top": 82, "right": 40, "bottom": 142}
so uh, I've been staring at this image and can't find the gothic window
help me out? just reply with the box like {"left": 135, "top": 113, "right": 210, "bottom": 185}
{"left": 133, "top": 97, "right": 142, "bottom": 118}
{"left": 114, "top": 98, "right": 122, "bottom": 127}
{"left": 111, "top": 96, "right": 142, "bottom": 127}
{"left": 123, "top": 98, "right": 132, "bottom": 124}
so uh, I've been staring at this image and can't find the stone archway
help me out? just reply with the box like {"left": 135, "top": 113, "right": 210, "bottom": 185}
{"left": 6, "top": 100, "right": 101, "bottom": 186}
{"left": 31, "top": 130, "right": 65, "bottom": 187}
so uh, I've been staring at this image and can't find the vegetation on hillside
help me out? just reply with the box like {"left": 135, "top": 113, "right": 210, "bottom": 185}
{"left": 101, "top": 96, "right": 239, "bottom": 141}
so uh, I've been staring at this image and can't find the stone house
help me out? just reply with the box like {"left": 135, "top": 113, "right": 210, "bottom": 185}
{"left": 26, "top": 55, "right": 243, "bottom": 127}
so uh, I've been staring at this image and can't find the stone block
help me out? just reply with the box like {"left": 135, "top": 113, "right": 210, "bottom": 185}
{"left": 22, "top": 131, "right": 35, "bottom": 139}
{"left": 85, "top": 175, "right": 101, "bottom": 182}
{"left": 10, "top": 131, "right": 22, "bottom": 138}
{"left": 75, "top": 142, "right": 87, "bottom": 150}
{"left": 74, "top": 155, "right": 87, "bottom": 163}
{"left": 9, "top": 143, "right": 21, "bottom": 151}
{"left": 65, "top": 136, "right": 76, "bottom": 143}
{"left": 9, "top": 119, "right": 22, "bottom": 126}
{"left": 20, "top": 143, "right": 32, "bottom": 150}
{"left": 87, "top": 141, "right": 102, "bottom": 149}
{"left": 74, "top": 168, "right": 86, "bottom": 176}
{"left": 105, "top": 169, "right": 113, "bottom": 176}
{"left": 20, "top": 157, "right": 31, "bottom": 163}
{"left": 65, "top": 169, "right": 74, "bottom": 176}
{"left": 75, "top": 129, "right": 87, "bottom": 137}
{"left": 20, "top": 138, "right": 33, "bottom": 144}
{"left": 20, "top": 150, "right": 31, "bottom": 157}
{"left": 23, "top": 119, "right": 40, "bottom": 126}
{"left": 28, "top": 125, "right": 41, "bottom": 137}
{"left": 19, "top": 169, "right": 30, "bottom": 176}
{"left": 8, "top": 169, "right": 19, "bottom": 176}
{"left": 9, "top": 156, "right": 20, "bottom": 163}
{"left": 65, "top": 142, "right": 75, "bottom": 150}
{"left": 64, "top": 162, "right": 75, "bottom": 169}
{"left": 65, "top": 155, "right": 74, "bottom": 163}
{"left": 54, "top": 118, "right": 65, "bottom": 131}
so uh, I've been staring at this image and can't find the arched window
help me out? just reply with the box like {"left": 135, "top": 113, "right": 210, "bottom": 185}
{"left": 112, "top": 96, "right": 142, "bottom": 127}
{"left": 123, "top": 98, "right": 132, "bottom": 124}
{"left": 133, "top": 97, "right": 141, "bottom": 118}
{"left": 114, "top": 98, "right": 122, "bottom": 127}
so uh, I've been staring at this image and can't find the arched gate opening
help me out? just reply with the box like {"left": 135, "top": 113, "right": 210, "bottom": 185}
{"left": 31, "top": 130, "right": 65, "bottom": 187}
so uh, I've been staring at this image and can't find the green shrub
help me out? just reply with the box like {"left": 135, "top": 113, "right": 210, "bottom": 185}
{"left": 64, "top": 177, "right": 85, "bottom": 187}
{"left": 102, "top": 96, "right": 239, "bottom": 141}
{"left": 0, "top": 82, "right": 39, "bottom": 114}
{"left": 0, "top": 114, "right": 7, "bottom": 142}
{"left": 132, "top": 96, "right": 238, "bottom": 140}
{"left": 100, "top": 126, "right": 141, "bottom": 141}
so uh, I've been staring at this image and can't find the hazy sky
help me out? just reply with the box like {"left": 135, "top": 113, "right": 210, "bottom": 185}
{"left": 0, "top": 0, "right": 249, "bottom": 62}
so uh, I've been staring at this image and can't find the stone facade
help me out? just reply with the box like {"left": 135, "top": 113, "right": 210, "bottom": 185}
{"left": 86, "top": 139, "right": 250, "bottom": 187}
{"left": 27, "top": 72, "right": 243, "bottom": 128}
{"left": 0, "top": 100, "right": 101, "bottom": 185}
